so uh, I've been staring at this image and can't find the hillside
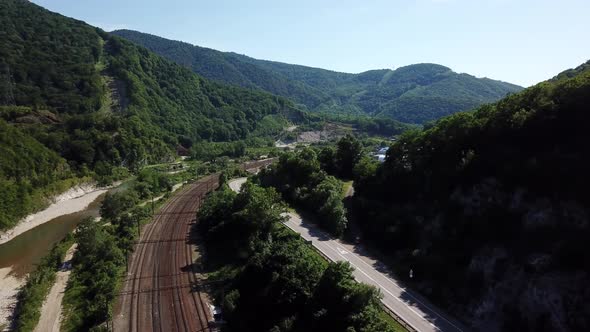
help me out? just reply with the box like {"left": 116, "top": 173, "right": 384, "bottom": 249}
{"left": 0, "top": 116, "right": 71, "bottom": 229}
{"left": 352, "top": 60, "right": 590, "bottom": 331}
{"left": 110, "top": 29, "right": 331, "bottom": 109}
{"left": 0, "top": 0, "right": 303, "bottom": 230}
{"left": 112, "top": 29, "right": 523, "bottom": 124}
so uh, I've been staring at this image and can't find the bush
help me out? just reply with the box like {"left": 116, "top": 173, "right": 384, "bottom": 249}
{"left": 256, "top": 148, "right": 348, "bottom": 237}
{"left": 14, "top": 235, "right": 74, "bottom": 332}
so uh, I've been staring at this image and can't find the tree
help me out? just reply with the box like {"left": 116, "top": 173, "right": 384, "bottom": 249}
{"left": 319, "top": 146, "right": 337, "bottom": 175}
{"left": 353, "top": 156, "right": 378, "bottom": 184}
{"left": 336, "top": 135, "right": 363, "bottom": 179}
{"left": 257, "top": 149, "right": 349, "bottom": 237}
{"left": 70, "top": 218, "right": 124, "bottom": 328}
{"left": 198, "top": 183, "right": 391, "bottom": 331}
{"left": 308, "top": 262, "right": 389, "bottom": 332}
{"left": 309, "top": 176, "right": 348, "bottom": 236}
{"left": 99, "top": 191, "right": 139, "bottom": 221}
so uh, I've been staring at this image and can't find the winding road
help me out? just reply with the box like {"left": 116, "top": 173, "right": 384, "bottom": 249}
{"left": 229, "top": 177, "right": 467, "bottom": 332}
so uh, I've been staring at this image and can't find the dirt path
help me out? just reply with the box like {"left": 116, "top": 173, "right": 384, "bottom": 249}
{"left": 0, "top": 181, "right": 116, "bottom": 331}
{"left": 138, "top": 182, "right": 184, "bottom": 208}
{"left": 33, "top": 244, "right": 77, "bottom": 332}
{"left": 228, "top": 177, "right": 247, "bottom": 193}
{"left": 0, "top": 268, "right": 21, "bottom": 330}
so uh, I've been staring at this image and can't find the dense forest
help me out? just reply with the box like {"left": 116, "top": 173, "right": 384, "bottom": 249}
{"left": 110, "top": 29, "right": 330, "bottom": 109}
{"left": 0, "top": 116, "right": 75, "bottom": 229}
{"left": 198, "top": 182, "right": 396, "bottom": 332}
{"left": 0, "top": 0, "right": 308, "bottom": 230}
{"left": 6, "top": 1, "right": 589, "bottom": 331}
{"left": 351, "top": 61, "right": 590, "bottom": 330}
{"left": 112, "top": 29, "right": 522, "bottom": 124}
{"left": 256, "top": 148, "right": 349, "bottom": 236}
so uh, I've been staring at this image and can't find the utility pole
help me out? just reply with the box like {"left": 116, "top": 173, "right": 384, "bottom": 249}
{"left": 125, "top": 248, "right": 129, "bottom": 273}
{"left": 104, "top": 299, "right": 110, "bottom": 331}
{"left": 151, "top": 193, "right": 154, "bottom": 215}
{"left": 0, "top": 63, "right": 15, "bottom": 105}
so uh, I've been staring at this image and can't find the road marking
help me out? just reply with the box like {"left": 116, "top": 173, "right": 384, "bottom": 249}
{"left": 285, "top": 217, "right": 463, "bottom": 332}
{"left": 331, "top": 242, "right": 463, "bottom": 332}
{"left": 327, "top": 244, "right": 429, "bottom": 331}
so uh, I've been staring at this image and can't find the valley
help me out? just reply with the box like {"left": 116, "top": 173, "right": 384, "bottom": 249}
{"left": 112, "top": 30, "right": 523, "bottom": 124}
{"left": 0, "top": 181, "right": 126, "bottom": 330}
{"left": 0, "top": 0, "right": 588, "bottom": 331}
{"left": 228, "top": 177, "right": 464, "bottom": 332}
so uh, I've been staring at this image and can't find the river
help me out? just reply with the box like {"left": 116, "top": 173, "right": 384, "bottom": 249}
{"left": 0, "top": 181, "right": 130, "bottom": 278}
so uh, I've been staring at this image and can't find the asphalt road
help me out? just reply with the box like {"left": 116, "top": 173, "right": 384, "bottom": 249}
{"left": 228, "top": 177, "right": 466, "bottom": 332}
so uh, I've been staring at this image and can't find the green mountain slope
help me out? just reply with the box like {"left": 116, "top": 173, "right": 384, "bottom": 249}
{"left": 113, "top": 30, "right": 523, "bottom": 124}
{"left": 0, "top": 0, "right": 302, "bottom": 229}
{"left": 353, "top": 60, "right": 590, "bottom": 331}
{"left": 0, "top": 116, "right": 72, "bottom": 228}
{"left": 110, "top": 29, "right": 330, "bottom": 109}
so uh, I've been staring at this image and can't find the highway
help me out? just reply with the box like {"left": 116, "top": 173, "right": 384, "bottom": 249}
{"left": 229, "top": 177, "right": 466, "bottom": 332}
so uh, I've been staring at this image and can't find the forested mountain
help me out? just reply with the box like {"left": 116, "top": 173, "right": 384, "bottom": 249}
{"left": 0, "top": 0, "right": 305, "bottom": 229}
{"left": 112, "top": 29, "right": 523, "bottom": 124}
{"left": 111, "top": 29, "right": 331, "bottom": 109}
{"left": 0, "top": 117, "right": 71, "bottom": 228}
{"left": 352, "top": 60, "right": 590, "bottom": 331}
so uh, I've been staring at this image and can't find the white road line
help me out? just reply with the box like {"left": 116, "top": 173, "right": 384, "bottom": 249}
{"left": 331, "top": 242, "right": 464, "bottom": 332}
{"left": 286, "top": 218, "right": 464, "bottom": 332}
{"left": 297, "top": 222, "right": 428, "bottom": 329}
{"left": 244, "top": 193, "right": 463, "bottom": 332}
{"left": 326, "top": 243, "right": 429, "bottom": 331}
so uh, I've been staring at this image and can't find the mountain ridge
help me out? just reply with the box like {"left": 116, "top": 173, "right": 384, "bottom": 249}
{"left": 0, "top": 0, "right": 306, "bottom": 229}
{"left": 112, "top": 29, "right": 523, "bottom": 124}
{"left": 353, "top": 59, "right": 590, "bottom": 331}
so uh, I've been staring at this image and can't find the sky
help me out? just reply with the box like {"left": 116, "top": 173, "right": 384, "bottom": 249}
{"left": 32, "top": 0, "right": 590, "bottom": 87}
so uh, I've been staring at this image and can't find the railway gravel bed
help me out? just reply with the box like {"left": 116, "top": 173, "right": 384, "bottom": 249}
{"left": 114, "top": 159, "right": 274, "bottom": 332}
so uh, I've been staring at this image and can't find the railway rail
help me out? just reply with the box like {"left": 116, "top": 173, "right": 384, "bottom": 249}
{"left": 113, "top": 159, "right": 275, "bottom": 331}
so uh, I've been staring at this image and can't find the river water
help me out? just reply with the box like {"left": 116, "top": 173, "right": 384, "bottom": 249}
{"left": 0, "top": 182, "right": 130, "bottom": 278}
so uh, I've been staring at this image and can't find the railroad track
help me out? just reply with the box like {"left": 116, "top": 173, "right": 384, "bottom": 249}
{"left": 114, "top": 159, "right": 275, "bottom": 331}
{"left": 114, "top": 182, "right": 213, "bottom": 332}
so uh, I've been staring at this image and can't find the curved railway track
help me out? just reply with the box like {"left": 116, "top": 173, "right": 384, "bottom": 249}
{"left": 114, "top": 159, "right": 274, "bottom": 332}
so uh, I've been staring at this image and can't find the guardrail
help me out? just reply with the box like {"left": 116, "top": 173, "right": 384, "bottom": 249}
{"left": 301, "top": 235, "right": 417, "bottom": 332}
{"left": 380, "top": 303, "right": 418, "bottom": 332}
{"left": 236, "top": 159, "right": 419, "bottom": 331}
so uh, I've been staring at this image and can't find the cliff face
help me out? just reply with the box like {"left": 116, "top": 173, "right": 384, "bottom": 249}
{"left": 449, "top": 180, "right": 589, "bottom": 331}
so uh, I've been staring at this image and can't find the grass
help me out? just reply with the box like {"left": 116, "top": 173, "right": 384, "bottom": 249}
{"left": 97, "top": 75, "right": 114, "bottom": 114}
{"left": 379, "top": 308, "right": 409, "bottom": 332}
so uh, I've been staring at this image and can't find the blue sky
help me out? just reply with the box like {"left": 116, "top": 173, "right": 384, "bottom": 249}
{"left": 32, "top": 0, "right": 590, "bottom": 87}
